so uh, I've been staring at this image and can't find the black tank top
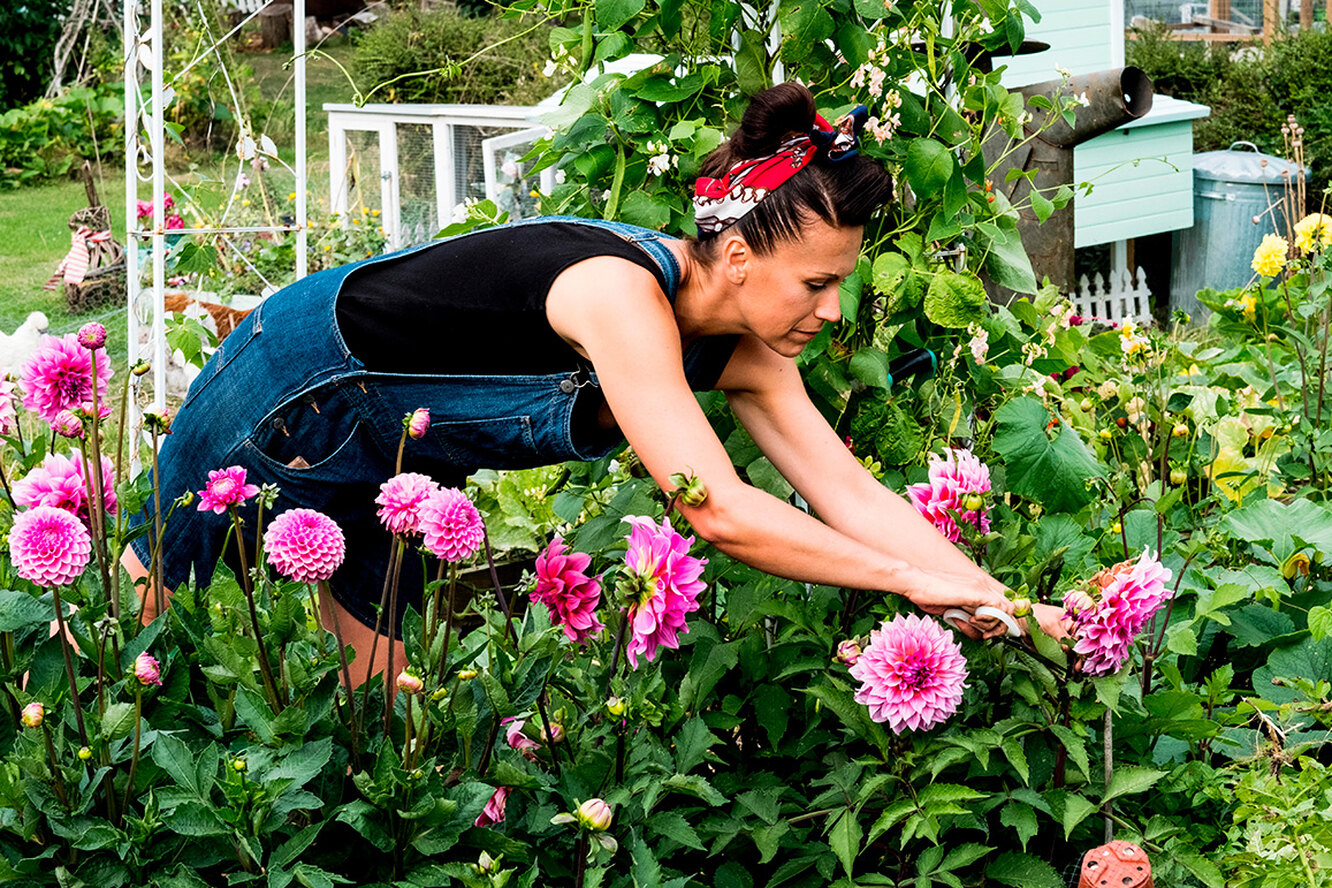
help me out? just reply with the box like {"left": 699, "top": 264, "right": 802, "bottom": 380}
{"left": 335, "top": 221, "right": 739, "bottom": 390}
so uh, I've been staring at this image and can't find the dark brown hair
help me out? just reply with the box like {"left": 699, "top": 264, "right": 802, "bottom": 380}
{"left": 691, "top": 82, "right": 894, "bottom": 257}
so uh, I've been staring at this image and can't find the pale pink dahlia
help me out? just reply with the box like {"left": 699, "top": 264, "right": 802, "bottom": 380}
{"left": 133, "top": 652, "right": 163, "bottom": 686}
{"left": 532, "top": 536, "right": 605, "bottom": 644}
{"left": 264, "top": 508, "right": 346, "bottom": 583}
{"left": 0, "top": 378, "right": 18, "bottom": 436}
{"left": 375, "top": 472, "right": 440, "bottom": 536}
{"left": 1068, "top": 550, "right": 1173, "bottom": 676}
{"left": 504, "top": 716, "right": 541, "bottom": 761}
{"left": 620, "top": 516, "right": 706, "bottom": 668}
{"left": 196, "top": 466, "right": 260, "bottom": 514}
{"left": 21, "top": 702, "right": 43, "bottom": 729}
{"left": 13, "top": 453, "right": 117, "bottom": 526}
{"left": 848, "top": 613, "right": 968, "bottom": 734}
{"left": 474, "top": 786, "right": 510, "bottom": 827}
{"left": 419, "top": 487, "right": 485, "bottom": 563}
{"left": 9, "top": 505, "right": 92, "bottom": 587}
{"left": 21, "top": 334, "right": 112, "bottom": 424}
{"left": 906, "top": 448, "right": 992, "bottom": 542}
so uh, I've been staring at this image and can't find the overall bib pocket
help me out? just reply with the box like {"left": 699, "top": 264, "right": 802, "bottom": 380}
{"left": 245, "top": 382, "right": 365, "bottom": 476}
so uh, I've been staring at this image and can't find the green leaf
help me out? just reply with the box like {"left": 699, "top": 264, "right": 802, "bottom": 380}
{"left": 872, "top": 252, "right": 911, "bottom": 299}
{"left": 904, "top": 138, "right": 954, "bottom": 199}
{"left": 737, "top": 787, "right": 782, "bottom": 825}
{"left": 1000, "top": 737, "right": 1030, "bottom": 785}
{"left": 986, "top": 851, "right": 1063, "bottom": 888}
{"left": 1048, "top": 725, "right": 1090, "bottom": 781}
{"left": 1221, "top": 497, "right": 1332, "bottom": 564}
{"left": 849, "top": 349, "right": 891, "bottom": 389}
{"left": 595, "top": 0, "right": 645, "bottom": 31}
{"left": 1309, "top": 605, "right": 1332, "bottom": 641}
{"left": 1176, "top": 851, "right": 1225, "bottom": 888}
{"left": 999, "top": 801, "right": 1038, "bottom": 850}
{"left": 1058, "top": 792, "right": 1098, "bottom": 839}
{"left": 828, "top": 809, "right": 861, "bottom": 878}
{"left": 630, "top": 829, "right": 662, "bottom": 888}
{"left": 648, "top": 810, "right": 704, "bottom": 850}
{"left": 734, "top": 30, "right": 769, "bottom": 96}
{"left": 1103, "top": 766, "right": 1166, "bottom": 804}
{"left": 673, "top": 716, "right": 720, "bottom": 773}
{"left": 778, "top": 0, "right": 835, "bottom": 64}
{"left": 151, "top": 732, "right": 200, "bottom": 795}
{"left": 0, "top": 589, "right": 50, "bottom": 631}
{"left": 1030, "top": 190, "right": 1054, "bottom": 223}
{"left": 1253, "top": 638, "right": 1332, "bottom": 703}
{"left": 101, "top": 701, "right": 136, "bottom": 740}
{"left": 940, "top": 843, "right": 994, "bottom": 873}
{"left": 977, "top": 222, "right": 1038, "bottom": 294}
{"left": 234, "top": 685, "right": 277, "bottom": 746}
{"left": 924, "top": 271, "right": 987, "bottom": 328}
{"left": 991, "top": 397, "right": 1105, "bottom": 512}
{"left": 745, "top": 457, "right": 793, "bottom": 501}
{"left": 620, "top": 191, "right": 671, "bottom": 230}
{"left": 662, "top": 773, "right": 726, "bottom": 806}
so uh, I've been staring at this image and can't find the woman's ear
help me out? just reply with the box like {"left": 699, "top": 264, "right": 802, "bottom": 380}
{"left": 720, "top": 235, "right": 749, "bottom": 285}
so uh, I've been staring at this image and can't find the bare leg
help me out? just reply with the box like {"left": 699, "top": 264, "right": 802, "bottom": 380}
{"left": 121, "top": 546, "right": 168, "bottom": 627}
{"left": 318, "top": 582, "right": 405, "bottom": 690}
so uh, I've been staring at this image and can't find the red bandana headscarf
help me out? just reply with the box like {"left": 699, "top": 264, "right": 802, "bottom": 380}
{"left": 693, "top": 104, "right": 869, "bottom": 236}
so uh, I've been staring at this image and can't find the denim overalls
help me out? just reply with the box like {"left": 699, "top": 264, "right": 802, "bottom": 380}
{"left": 132, "top": 216, "right": 714, "bottom": 631}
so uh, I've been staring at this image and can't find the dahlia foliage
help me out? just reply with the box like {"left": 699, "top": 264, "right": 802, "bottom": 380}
{"left": 264, "top": 508, "right": 347, "bottom": 584}
{"left": 906, "top": 448, "right": 991, "bottom": 542}
{"left": 618, "top": 516, "right": 706, "bottom": 668}
{"left": 532, "top": 535, "right": 605, "bottom": 644}
{"left": 848, "top": 613, "right": 969, "bottom": 735}
{"left": 1064, "top": 549, "right": 1173, "bottom": 676}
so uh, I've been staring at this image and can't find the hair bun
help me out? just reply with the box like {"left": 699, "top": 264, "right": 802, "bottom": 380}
{"left": 728, "top": 83, "right": 817, "bottom": 159}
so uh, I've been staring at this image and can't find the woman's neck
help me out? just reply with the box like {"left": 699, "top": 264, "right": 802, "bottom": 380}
{"left": 665, "top": 239, "right": 742, "bottom": 341}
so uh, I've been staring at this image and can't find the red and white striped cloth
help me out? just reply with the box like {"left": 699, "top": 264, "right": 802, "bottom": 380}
{"left": 44, "top": 226, "right": 113, "bottom": 290}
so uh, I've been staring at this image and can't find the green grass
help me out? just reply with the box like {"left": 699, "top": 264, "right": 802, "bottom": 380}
{"left": 0, "top": 172, "right": 130, "bottom": 365}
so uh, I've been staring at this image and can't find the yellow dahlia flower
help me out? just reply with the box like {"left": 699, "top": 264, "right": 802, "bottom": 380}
{"left": 1294, "top": 213, "right": 1332, "bottom": 254}
{"left": 1251, "top": 234, "right": 1288, "bottom": 277}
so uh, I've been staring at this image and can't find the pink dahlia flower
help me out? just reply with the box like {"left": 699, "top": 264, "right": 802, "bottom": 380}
{"left": 532, "top": 536, "right": 605, "bottom": 644}
{"left": 474, "top": 786, "right": 510, "bottom": 827}
{"left": 906, "top": 448, "right": 992, "bottom": 542}
{"left": 504, "top": 717, "right": 541, "bottom": 761}
{"left": 407, "top": 408, "right": 430, "bottom": 440}
{"left": 134, "top": 652, "right": 163, "bottom": 686}
{"left": 620, "top": 516, "right": 706, "bottom": 668}
{"left": 196, "top": 466, "right": 260, "bottom": 514}
{"left": 21, "top": 334, "right": 112, "bottom": 424}
{"left": 0, "top": 378, "right": 18, "bottom": 437}
{"left": 849, "top": 613, "right": 969, "bottom": 734}
{"left": 264, "top": 508, "right": 346, "bottom": 583}
{"left": 419, "top": 487, "right": 485, "bottom": 563}
{"left": 1068, "top": 550, "right": 1173, "bottom": 676}
{"left": 77, "top": 323, "right": 107, "bottom": 350}
{"left": 9, "top": 505, "right": 92, "bottom": 587}
{"left": 375, "top": 472, "right": 440, "bottom": 536}
{"left": 13, "top": 453, "right": 116, "bottom": 525}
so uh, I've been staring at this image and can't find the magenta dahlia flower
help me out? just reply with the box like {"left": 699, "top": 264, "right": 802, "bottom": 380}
{"left": 419, "top": 487, "right": 485, "bottom": 562}
{"left": 133, "top": 652, "right": 163, "bottom": 687}
{"left": 619, "top": 516, "right": 706, "bottom": 668}
{"left": 474, "top": 786, "right": 510, "bottom": 827}
{"left": 375, "top": 472, "right": 440, "bottom": 536}
{"left": 849, "top": 613, "right": 969, "bottom": 734}
{"left": 504, "top": 717, "right": 541, "bottom": 761}
{"left": 532, "top": 536, "right": 605, "bottom": 644}
{"left": 906, "top": 448, "right": 992, "bottom": 542}
{"left": 13, "top": 453, "right": 116, "bottom": 526}
{"left": 20, "top": 334, "right": 112, "bottom": 424}
{"left": 9, "top": 505, "right": 92, "bottom": 587}
{"left": 407, "top": 408, "right": 430, "bottom": 440}
{"left": 1067, "top": 550, "right": 1173, "bottom": 676}
{"left": 196, "top": 466, "right": 260, "bottom": 514}
{"left": 264, "top": 508, "right": 346, "bottom": 584}
{"left": 77, "top": 323, "right": 107, "bottom": 350}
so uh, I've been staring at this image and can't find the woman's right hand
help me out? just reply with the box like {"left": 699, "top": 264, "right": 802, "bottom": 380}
{"left": 905, "top": 567, "right": 1015, "bottom": 639}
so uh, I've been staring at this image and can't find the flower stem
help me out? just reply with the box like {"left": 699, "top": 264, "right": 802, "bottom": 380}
{"left": 120, "top": 690, "right": 143, "bottom": 823}
{"left": 482, "top": 529, "right": 517, "bottom": 647}
{"left": 433, "top": 562, "right": 456, "bottom": 689}
{"left": 306, "top": 582, "right": 326, "bottom": 656}
{"left": 403, "top": 694, "right": 414, "bottom": 770}
{"left": 229, "top": 507, "right": 282, "bottom": 712}
{"left": 50, "top": 586, "right": 89, "bottom": 749}
{"left": 111, "top": 361, "right": 131, "bottom": 615}
{"left": 603, "top": 609, "right": 629, "bottom": 699}
{"left": 41, "top": 723, "right": 70, "bottom": 809}
{"left": 86, "top": 349, "right": 113, "bottom": 613}
{"left": 76, "top": 435, "right": 113, "bottom": 616}
{"left": 320, "top": 579, "right": 358, "bottom": 755}
{"left": 151, "top": 427, "right": 165, "bottom": 619}
{"left": 361, "top": 536, "right": 403, "bottom": 729}
{"left": 383, "top": 542, "right": 406, "bottom": 734}
{"left": 535, "top": 690, "right": 563, "bottom": 780}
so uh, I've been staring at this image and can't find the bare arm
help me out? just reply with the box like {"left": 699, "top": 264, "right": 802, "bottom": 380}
{"left": 545, "top": 260, "right": 1008, "bottom": 616}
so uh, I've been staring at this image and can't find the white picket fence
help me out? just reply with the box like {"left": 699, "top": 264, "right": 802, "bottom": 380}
{"left": 1069, "top": 266, "right": 1153, "bottom": 325}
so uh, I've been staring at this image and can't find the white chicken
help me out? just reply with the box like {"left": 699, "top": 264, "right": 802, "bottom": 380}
{"left": 0, "top": 312, "right": 51, "bottom": 377}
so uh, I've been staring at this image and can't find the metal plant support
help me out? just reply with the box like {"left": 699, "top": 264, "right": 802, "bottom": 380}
{"left": 123, "top": 0, "right": 308, "bottom": 422}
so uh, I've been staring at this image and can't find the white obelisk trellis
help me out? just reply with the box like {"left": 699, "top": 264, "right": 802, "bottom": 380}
{"left": 124, "top": 0, "right": 308, "bottom": 420}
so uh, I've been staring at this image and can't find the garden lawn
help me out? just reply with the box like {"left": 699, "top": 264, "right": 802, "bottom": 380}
{"left": 0, "top": 170, "right": 129, "bottom": 366}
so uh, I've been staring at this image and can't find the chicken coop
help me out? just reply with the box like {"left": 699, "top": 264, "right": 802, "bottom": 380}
{"left": 325, "top": 103, "right": 556, "bottom": 248}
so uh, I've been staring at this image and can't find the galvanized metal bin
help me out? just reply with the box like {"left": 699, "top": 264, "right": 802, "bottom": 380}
{"left": 1170, "top": 142, "right": 1305, "bottom": 321}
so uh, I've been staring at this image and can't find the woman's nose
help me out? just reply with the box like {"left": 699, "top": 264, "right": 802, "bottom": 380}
{"left": 814, "top": 287, "right": 841, "bottom": 324}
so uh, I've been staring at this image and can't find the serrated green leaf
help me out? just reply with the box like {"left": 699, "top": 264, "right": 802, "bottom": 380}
{"left": 0, "top": 589, "right": 51, "bottom": 632}
{"left": 662, "top": 773, "right": 725, "bottom": 806}
{"left": 673, "top": 716, "right": 720, "bottom": 774}
{"left": 101, "top": 701, "right": 136, "bottom": 741}
{"left": 151, "top": 732, "right": 200, "bottom": 795}
{"left": 999, "top": 801, "right": 1038, "bottom": 850}
{"left": 1103, "top": 766, "right": 1166, "bottom": 803}
{"left": 1000, "top": 737, "right": 1030, "bottom": 785}
{"left": 924, "top": 271, "right": 987, "bottom": 328}
{"left": 1048, "top": 724, "right": 1090, "bottom": 781}
{"left": 828, "top": 810, "right": 861, "bottom": 878}
{"left": 986, "top": 851, "right": 1063, "bottom": 888}
{"left": 648, "top": 810, "right": 704, "bottom": 850}
{"left": 1059, "top": 792, "right": 1098, "bottom": 839}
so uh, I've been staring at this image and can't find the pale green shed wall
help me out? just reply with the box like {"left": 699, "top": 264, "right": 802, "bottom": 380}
{"left": 1073, "top": 118, "right": 1197, "bottom": 247}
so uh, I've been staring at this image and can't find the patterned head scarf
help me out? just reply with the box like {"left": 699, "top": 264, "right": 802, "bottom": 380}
{"left": 692, "top": 104, "right": 869, "bottom": 236}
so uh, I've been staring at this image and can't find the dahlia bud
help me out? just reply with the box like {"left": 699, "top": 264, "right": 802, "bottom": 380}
{"left": 475, "top": 851, "right": 497, "bottom": 875}
{"left": 606, "top": 696, "right": 626, "bottom": 717}
{"left": 77, "top": 322, "right": 107, "bottom": 350}
{"left": 21, "top": 702, "right": 43, "bottom": 729}
{"left": 835, "top": 640, "right": 862, "bottom": 666}
{"left": 133, "top": 652, "right": 163, "bottom": 687}
{"left": 544, "top": 722, "right": 565, "bottom": 744}
{"left": 668, "top": 470, "right": 708, "bottom": 507}
{"left": 396, "top": 670, "right": 424, "bottom": 695}
{"left": 51, "top": 410, "right": 84, "bottom": 439}
{"left": 78, "top": 745, "right": 92, "bottom": 761}
{"left": 962, "top": 493, "right": 985, "bottom": 512}
{"left": 431, "top": 686, "right": 449, "bottom": 702}
{"left": 457, "top": 669, "right": 478, "bottom": 681}
{"left": 576, "top": 798, "right": 613, "bottom": 831}
{"left": 1170, "top": 467, "right": 1188, "bottom": 486}
{"left": 144, "top": 408, "right": 172, "bottom": 434}
{"left": 232, "top": 757, "right": 247, "bottom": 772}
{"left": 132, "top": 361, "right": 151, "bottom": 377}
{"left": 1172, "top": 423, "right": 1189, "bottom": 438}
{"left": 1012, "top": 598, "right": 1032, "bottom": 618}
{"left": 1063, "top": 589, "right": 1095, "bottom": 615}
{"left": 405, "top": 408, "right": 430, "bottom": 439}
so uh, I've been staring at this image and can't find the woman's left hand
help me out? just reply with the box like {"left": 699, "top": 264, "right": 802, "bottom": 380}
{"left": 1026, "top": 602, "right": 1075, "bottom": 641}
